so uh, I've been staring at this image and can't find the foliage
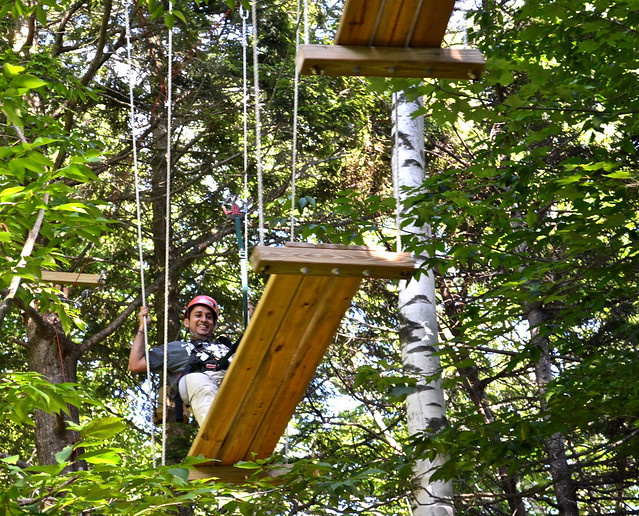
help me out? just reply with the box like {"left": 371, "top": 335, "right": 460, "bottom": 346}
{"left": 378, "top": 0, "right": 639, "bottom": 512}
{"left": 2, "top": 0, "right": 639, "bottom": 513}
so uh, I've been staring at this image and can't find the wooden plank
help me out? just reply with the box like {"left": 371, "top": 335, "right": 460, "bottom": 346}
{"left": 188, "top": 464, "right": 292, "bottom": 483}
{"left": 188, "top": 245, "right": 417, "bottom": 480}
{"left": 409, "top": 0, "right": 457, "bottom": 47}
{"left": 211, "top": 274, "right": 351, "bottom": 464}
{"left": 296, "top": 45, "right": 484, "bottom": 80}
{"left": 335, "top": 0, "right": 385, "bottom": 46}
{"left": 335, "top": 0, "right": 455, "bottom": 48}
{"left": 250, "top": 244, "right": 415, "bottom": 279}
{"left": 249, "top": 276, "right": 362, "bottom": 457}
{"left": 40, "top": 270, "right": 103, "bottom": 287}
{"left": 189, "top": 274, "right": 304, "bottom": 462}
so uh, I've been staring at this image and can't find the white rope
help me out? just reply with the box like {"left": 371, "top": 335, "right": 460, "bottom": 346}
{"left": 289, "top": 0, "right": 309, "bottom": 241}
{"left": 241, "top": 6, "right": 250, "bottom": 251}
{"left": 125, "top": 1, "right": 156, "bottom": 469}
{"left": 289, "top": 0, "right": 301, "bottom": 240}
{"left": 161, "top": 0, "right": 174, "bottom": 467}
{"left": 303, "top": 0, "right": 309, "bottom": 45}
{"left": 251, "top": 1, "right": 264, "bottom": 245}
{"left": 391, "top": 92, "right": 402, "bottom": 254}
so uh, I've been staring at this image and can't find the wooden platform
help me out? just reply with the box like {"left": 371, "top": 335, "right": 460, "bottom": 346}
{"left": 296, "top": 45, "right": 484, "bottom": 79}
{"left": 335, "top": 0, "right": 455, "bottom": 47}
{"left": 295, "top": 0, "right": 485, "bottom": 79}
{"left": 188, "top": 245, "right": 414, "bottom": 481}
{"left": 40, "top": 270, "right": 103, "bottom": 286}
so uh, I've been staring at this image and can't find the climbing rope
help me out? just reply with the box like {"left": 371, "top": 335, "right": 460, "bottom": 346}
{"left": 289, "top": 0, "right": 309, "bottom": 241}
{"left": 160, "top": 0, "right": 175, "bottom": 467}
{"left": 125, "top": 1, "right": 157, "bottom": 468}
{"left": 251, "top": 1, "right": 265, "bottom": 246}
{"left": 391, "top": 93, "right": 402, "bottom": 254}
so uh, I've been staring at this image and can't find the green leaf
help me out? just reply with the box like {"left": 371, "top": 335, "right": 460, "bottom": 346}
{"left": 10, "top": 74, "right": 47, "bottom": 90}
{"left": 0, "top": 455, "right": 20, "bottom": 464}
{"left": 164, "top": 12, "right": 174, "bottom": 29}
{"left": 55, "top": 446, "right": 74, "bottom": 464}
{"left": 79, "top": 449, "right": 123, "bottom": 465}
{"left": 3, "top": 63, "right": 24, "bottom": 77}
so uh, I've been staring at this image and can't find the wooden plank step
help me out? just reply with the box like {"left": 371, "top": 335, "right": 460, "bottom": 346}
{"left": 250, "top": 244, "right": 415, "bottom": 278}
{"left": 188, "top": 245, "right": 414, "bottom": 482}
{"left": 296, "top": 45, "right": 484, "bottom": 80}
{"left": 335, "top": 0, "right": 456, "bottom": 48}
{"left": 40, "top": 270, "right": 103, "bottom": 287}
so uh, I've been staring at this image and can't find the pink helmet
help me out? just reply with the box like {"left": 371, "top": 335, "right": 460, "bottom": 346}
{"left": 184, "top": 295, "right": 219, "bottom": 321}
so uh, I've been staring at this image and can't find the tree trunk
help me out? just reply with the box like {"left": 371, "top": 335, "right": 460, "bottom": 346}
{"left": 528, "top": 305, "right": 579, "bottom": 515}
{"left": 26, "top": 311, "right": 83, "bottom": 470}
{"left": 393, "top": 91, "right": 454, "bottom": 516}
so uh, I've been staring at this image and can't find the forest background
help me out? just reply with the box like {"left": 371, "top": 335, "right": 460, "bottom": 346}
{"left": 1, "top": 0, "right": 638, "bottom": 514}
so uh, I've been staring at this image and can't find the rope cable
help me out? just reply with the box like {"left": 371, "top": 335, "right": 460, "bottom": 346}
{"left": 240, "top": 5, "right": 251, "bottom": 325}
{"left": 289, "top": 0, "right": 309, "bottom": 241}
{"left": 251, "top": 1, "right": 264, "bottom": 245}
{"left": 289, "top": 0, "right": 302, "bottom": 241}
{"left": 391, "top": 92, "right": 402, "bottom": 254}
{"left": 125, "top": 2, "right": 157, "bottom": 468}
{"left": 161, "top": 0, "right": 174, "bottom": 467}
{"left": 241, "top": 5, "right": 250, "bottom": 245}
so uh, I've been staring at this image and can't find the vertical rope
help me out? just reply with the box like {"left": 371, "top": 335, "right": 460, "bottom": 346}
{"left": 241, "top": 6, "right": 250, "bottom": 250}
{"left": 289, "top": 0, "right": 302, "bottom": 241}
{"left": 125, "top": 1, "right": 156, "bottom": 468}
{"left": 251, "top": 1, "right": 264, "bottom": 245}
{"left": 303, "top": 0, "right": 309, "bottom": 44}
{"left": 391, "top": 92, "right": 402, "bottom": 253}
{"left": 161, "top": 0, "right": 174, "bottom": 467}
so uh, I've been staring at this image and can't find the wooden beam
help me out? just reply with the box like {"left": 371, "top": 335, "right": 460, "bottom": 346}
{"left": 188, "top": 464, "right": 292, "bottom": 483}
{"left": 296, "top": 45, "right": 484, "bottom": 80}
{"left": 335, "top": 0, "right": 456, "bottom": 48}
{"left": 188, "top": 245, "right": 415, "bottom": 480}
{"left": 40, "top": 270, "right": 103, "bottom": 287}
{"left": 250, "top": 244, "right": 415, "bottom": 278}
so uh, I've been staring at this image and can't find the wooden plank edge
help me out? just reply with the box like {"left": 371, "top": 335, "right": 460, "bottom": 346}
{"left": 188, "top": 463, "right": 293, "bottom": 483}
{"left": 296, "top": 45, "right": 485, "bottom": 80}
{"left": 250, "top": 245, "right": 415, "bottom": 279}
{"left": 40, "top": 270, "right": 104, "bottom": 287}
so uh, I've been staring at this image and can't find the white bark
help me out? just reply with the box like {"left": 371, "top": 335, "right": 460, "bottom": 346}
{"left": 393, "top": 91, "right": 454, "bottom": 516}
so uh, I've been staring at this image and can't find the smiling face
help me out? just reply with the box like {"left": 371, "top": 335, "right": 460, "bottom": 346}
{"left": 183, "top": 304, "right": 217, "bottom": 340}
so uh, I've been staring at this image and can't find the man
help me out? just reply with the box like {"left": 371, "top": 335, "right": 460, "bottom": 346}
{"left": 128, "top": 295, "right": 239, "bottom": 425}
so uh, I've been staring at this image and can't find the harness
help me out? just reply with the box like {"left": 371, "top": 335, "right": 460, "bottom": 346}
{"left": 182, "top": 336, "right": 236, "bottom": 374}
{"left": 174, "top": 336, "right": 238, "bottom": 422}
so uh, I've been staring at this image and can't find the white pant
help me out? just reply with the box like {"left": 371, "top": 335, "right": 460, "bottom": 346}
{"left": 178, "top": 370, "right": 226, "bottom": 426}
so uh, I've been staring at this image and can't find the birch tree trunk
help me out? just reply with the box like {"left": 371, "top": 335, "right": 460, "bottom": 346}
{"left": 393, "top": 91, "right": 454, "bottom": 516}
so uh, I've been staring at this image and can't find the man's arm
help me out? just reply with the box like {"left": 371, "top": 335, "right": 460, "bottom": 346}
{"left": 128, "top": 306, "right": 150, "bottom": 372}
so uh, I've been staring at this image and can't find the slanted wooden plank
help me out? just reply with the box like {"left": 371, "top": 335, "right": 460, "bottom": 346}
{"left": 237, "top": 275, "right": 362, "bottom": 459}
{"left": 211, "top": 274, "right": 359, "bottom": 464}
{"left": 188, "top": 245, "right": 415, "bottom": 482}
{"left": 334, "top": 0, "right": 385, "bottom": 46}
{"left": 250, "top": 244, "right": 415, "bottom": 278}
{"left": 336, "top": 0, "right": 456, "bottom": 47}
{"left": 297, "top": 45, "right": 484, "bottom": 80}
{"left": 409, "top": 0, "right": 457, "bottom": 47}
{"left": 40, "top": 270, "right": 103, "bottom": 287}
{"left": 189, "top": 274, "right": 304, "bottom": 463}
